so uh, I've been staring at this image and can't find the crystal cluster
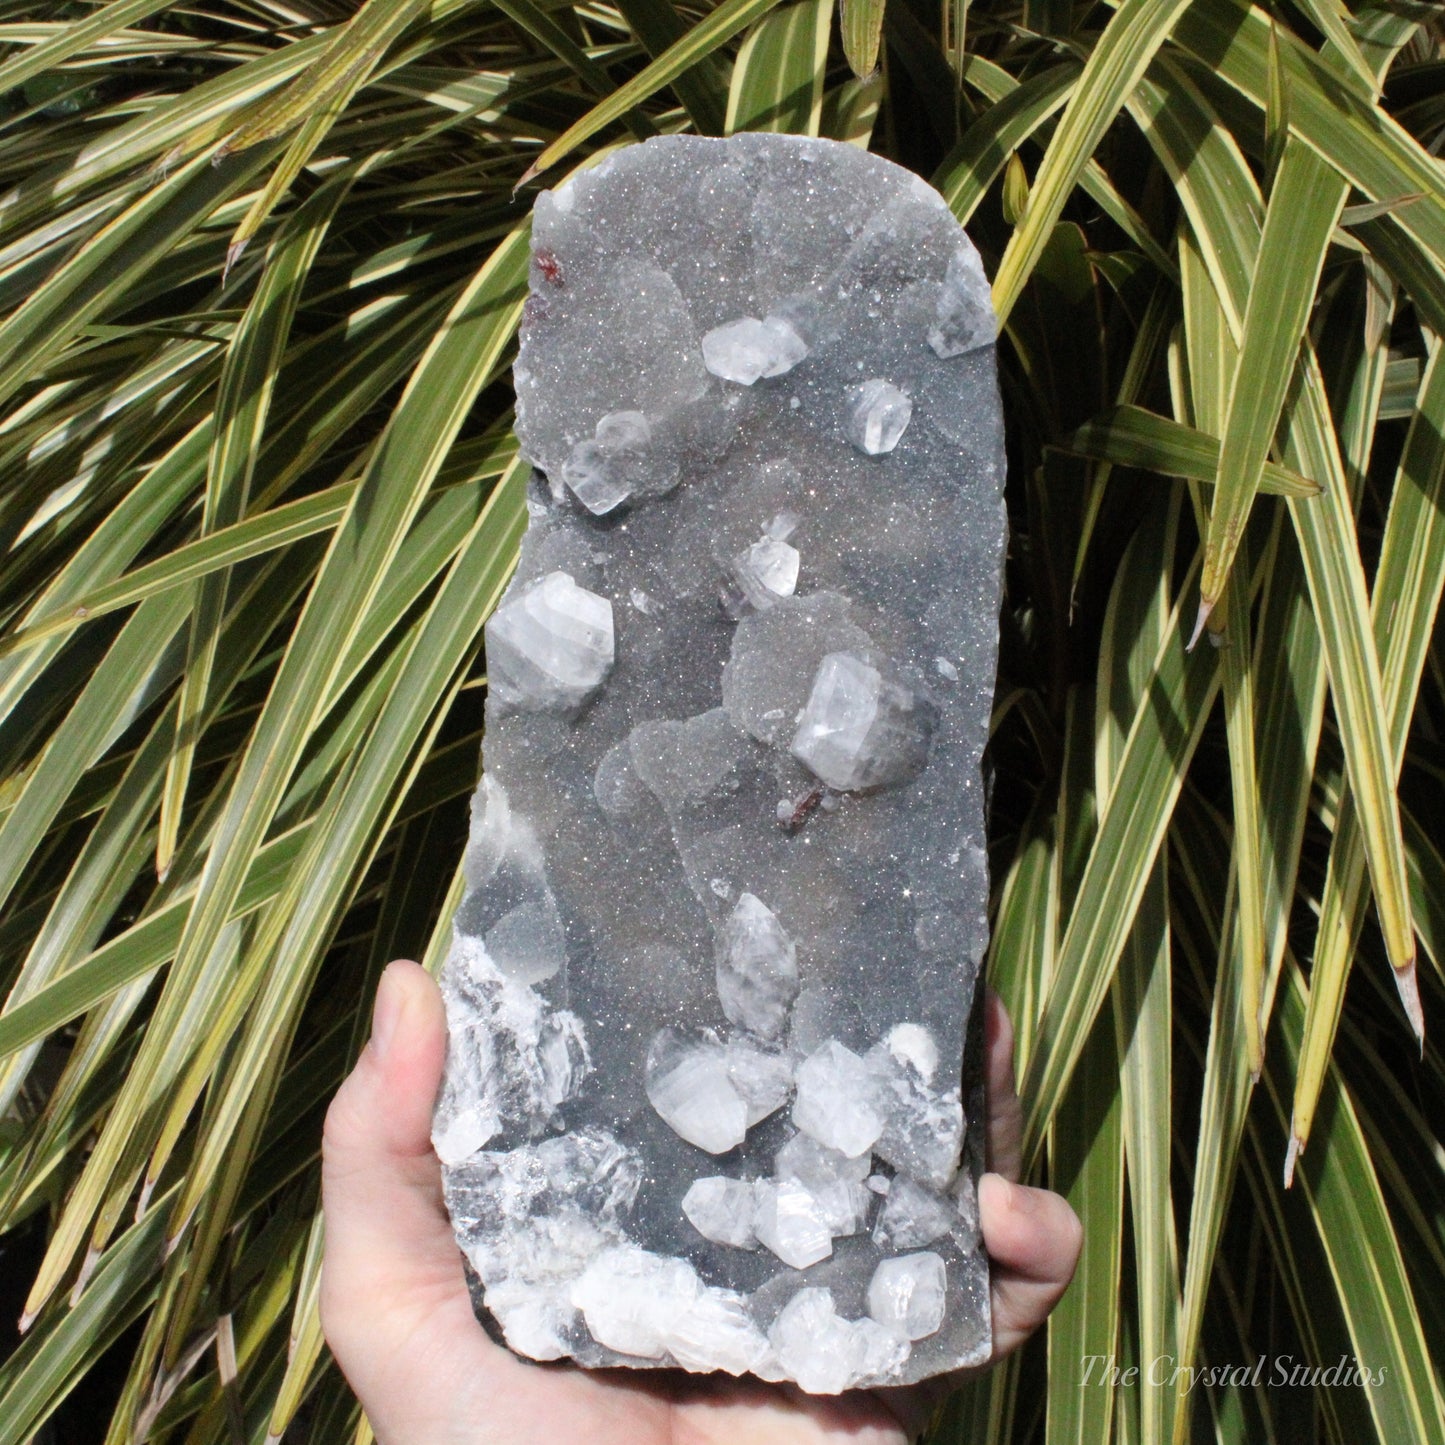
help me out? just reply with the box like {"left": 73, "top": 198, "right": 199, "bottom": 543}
{"left": 435, "top": 134, "right": 1005, "bottom": 1391}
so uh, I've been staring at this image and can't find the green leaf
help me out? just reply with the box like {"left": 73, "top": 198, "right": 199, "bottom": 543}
{"left": 1097, "top": 485, "right": 1179, "bottom": 1445}
{"left": 1113, "top": 864, "right": 1176, "bottom": 1444}
{"left": 934, "top": 62, "right": 1078, "bottom": 225}
{"left": 1021, "top": 562, "right": 1221, "bottom": 1169}
{"left": 1282, "top": 354, "right": 1420, "bottom": 1082}
{"left": 1141, "top": 56, "right": 1419, "bottom": 1109}
{"left": 1173, "top": 0, "right": 1445, "bottom": 280}
{"left": 610, "top": 0, "right": 728, "bottom": 133}
{"left": 1293, "top": 0, "right": 1379, "bottom": 98}
{"left": 725, "top": 0, "right": 834, "bottom": 135}
{"left": 0, "top": 592, "right": 190, "bottom": 915}
{"left": 218, "top": 0, "right": 432, "bottom": 157}
{"left": 991, "top": 0, "right": 1194, "bottom": 323}
{"left": 0, "top": 0, "right": 173, "bottom": 100}
{"left": 1291, "top": 339, "right": 1445, "bottom": 1163}
{"left": 0, "top": 828, "right": 306, "bottom": 1063}
{"left": 0, "top": 147, "right": 279, "bottom": 416}
{"left": 818, "top": 72, "right": 883, "bottom": 147}
{"left": 1195, "top": 141, "right": 1345, "bottom": 629}
{"left": 1178, "top": 227, "right": 1266, "bottom": 1079}
{"left": 0, "top": 548, "right": 320, "bottom": 1117}
{"left": 2, "top": 482, "right": 357, "bottom": 656}
{"left": 987, "top": 819, "right": 1057, "bottom": 1080}
{"left": 1264, "top": 962, "right": 1445, "bottom": 1440}
{"left": 839, "top": 0, "right": 885, "bottom": 79}
{"left": 489, "top": 0, "right": 657, "bottom": 140}
{"left": 519, "top": 0, "right": 788, "bottom": 183}
{"left": 162, "top": 177, "right": 350, "bottom": 878}
{"left": 1061, "top": 405, "right": 1321, "bottom": 498}
{"left": 0, "top": 1194, "right": 172, "bottom": 1445}
{"left": 1045, "top": 1011, "right": 1123, "bottom": 1445}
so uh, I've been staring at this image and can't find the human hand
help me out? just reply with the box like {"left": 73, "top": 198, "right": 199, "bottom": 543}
{"left": 320, "top": 960, "right": 1081, "bottom": 1444}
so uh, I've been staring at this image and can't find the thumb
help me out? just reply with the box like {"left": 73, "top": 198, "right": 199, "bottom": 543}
{"left": 319, "top": 960, "right": 476, "bottom": 1364}
{"left": 978, "top": 1172, "right": 1082, "bottom": 1360}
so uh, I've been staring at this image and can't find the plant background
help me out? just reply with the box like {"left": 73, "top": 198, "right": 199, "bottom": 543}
{"left": 0, "top": 0, "right": 1442, "bottom": 1440}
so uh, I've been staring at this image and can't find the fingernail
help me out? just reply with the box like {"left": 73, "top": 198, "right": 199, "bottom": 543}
{"left": 371, "top": 964, "right": 405, "bottom": 1059}
{"left": 1006, "top": 1179, "right": 1042, "bottom": 1215}
{"left": 981, "top": 1171, "right": 1037, "bottom": 1216}
{"left": 979, "top": 1171, "right": 1008, "bottom": 1212}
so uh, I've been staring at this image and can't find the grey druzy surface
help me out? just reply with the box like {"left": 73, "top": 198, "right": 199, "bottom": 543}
{"left": 433, "top": 133, "right": 1005, "bottom": 1392}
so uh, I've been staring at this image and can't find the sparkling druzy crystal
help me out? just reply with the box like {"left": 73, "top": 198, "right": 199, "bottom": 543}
{"left": 434, "top": 133, "right": 1005, "bottom": 1391}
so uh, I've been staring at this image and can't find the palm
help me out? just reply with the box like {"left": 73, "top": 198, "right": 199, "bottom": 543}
{"left": 320, "top": 962, "right": 1078, "bottom": 1445}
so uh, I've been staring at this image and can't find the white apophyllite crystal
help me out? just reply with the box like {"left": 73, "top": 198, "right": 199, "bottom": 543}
{"left": 866, "top": 1041, "right": 964, "bottom": 1189}
{"left": 432, "top": 934, "right": 590, "bottom": 1163}
{"left": 665, "top": 1289, "right": 772, "bottom": 1375}
{"left": 430, "top": 1095, "right": 497, "bottom": 1168}
{"left": 446, "top": 1129, "right": 641, "bottom": 1361}
{"left": 728, "top": 534, "right": 801, "bottom": 614}
{"left": 792, "top": 1040, "right": 885, "bottom": 1158}
{"left": 768, "top": 1289, "right": 910, "bottom": 1393}
{"left": 682, "top": 1177, "right": 759, "bottom": 1249}
{"left": 561, "top": 410, "right": 678, "bottom": 514}
{"left": 790, "top": 652, "right": 936, "bottom": 792}
{"left": 557, "top": 1241, "right": 776, "bottom": 1372}
{"left": 717, "top": 892, "right": 799, "bottom": 1038}
{"left": 724, "top": 1038, "right": 794, "bottom": 1125}
{"left": 752, "top": 1178, "right": 833, "bottom": 1269}
{"left": 928, "top": 245, "right": 996, "bottom": 358}
{"left": 884, "top": 1022, "right": 940, "bottom": 1082}
{"left": 702, "top": 315, "right": 808, "bottom": 385}
{"left": 807, "top": 1178, "right": 873, "bottom": 1235}
{"left": 773, "top": 1134, "right": 872, "bottom": 1237}
{"left": 570, "top": 1246, "right": 701, "bottom": 1357}
{"left": 485, "top": 571, "right": 614, "bottom": 711}
{"left": 846, "top": 379, "right": 912, "bottom": 455}
{"left": 872, "top": 1176, "right": 958, "bottom": 1250}
{"left": 482, "top": 1275, "right": 576, "bottom": 1361}
{"left": 645, "top": 1031, "right": 748, "bottom": 1154}
{"left": 866, "top": 1252, "right": 947, "bottom": 1340}
{"left": 721, "top": 592, "right": 874, "bottom": 748}
{"left": 774, "top": 1131, "right": 871, "bottom": 1190}
{"left": 560, "top": 410, "right": 647, "bottom": 517}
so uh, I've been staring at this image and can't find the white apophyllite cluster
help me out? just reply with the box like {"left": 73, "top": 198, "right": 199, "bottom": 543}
{"left": 846, "top": 379, "right": 913, "bottom": 456}
{"left": 560, "top": 409, "right": 683, "bottom": 514}
{"left": 701, "top": 315, "right": 810, "bottom": 385}
{"left": 484, "top": 572, "right": 615, "bottom": 710}
{"left": 724, "top": 513, "right": 801, "bottom": 618}
{"left": 716, "top": 892, "right": 798, "bottom": 1037}
{"left": 436, "top": 133, "right": 1004, "bottom": 1392}
{"left": 790, "top": 652, "right": 938, "bottom": 793}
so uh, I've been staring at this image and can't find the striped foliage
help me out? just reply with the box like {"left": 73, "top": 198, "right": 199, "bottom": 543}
{"left": 0, "top": 1, "right": 1441, "bottom": 1441}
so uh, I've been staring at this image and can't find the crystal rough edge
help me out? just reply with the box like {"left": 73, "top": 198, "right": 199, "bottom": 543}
{"left": 437, "top": 130, "right": 1004, "bottom": 1392}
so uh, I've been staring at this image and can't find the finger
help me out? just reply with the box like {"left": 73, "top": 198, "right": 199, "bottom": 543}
{"left": 319, "top": 961, "right": 479, "bottom": 1361}
{"left": 983, "top": 989, "right": 1023, "bottom": 1183}
{"left": 978, "top": 1172, "right": 1082, "bottom": 1360}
